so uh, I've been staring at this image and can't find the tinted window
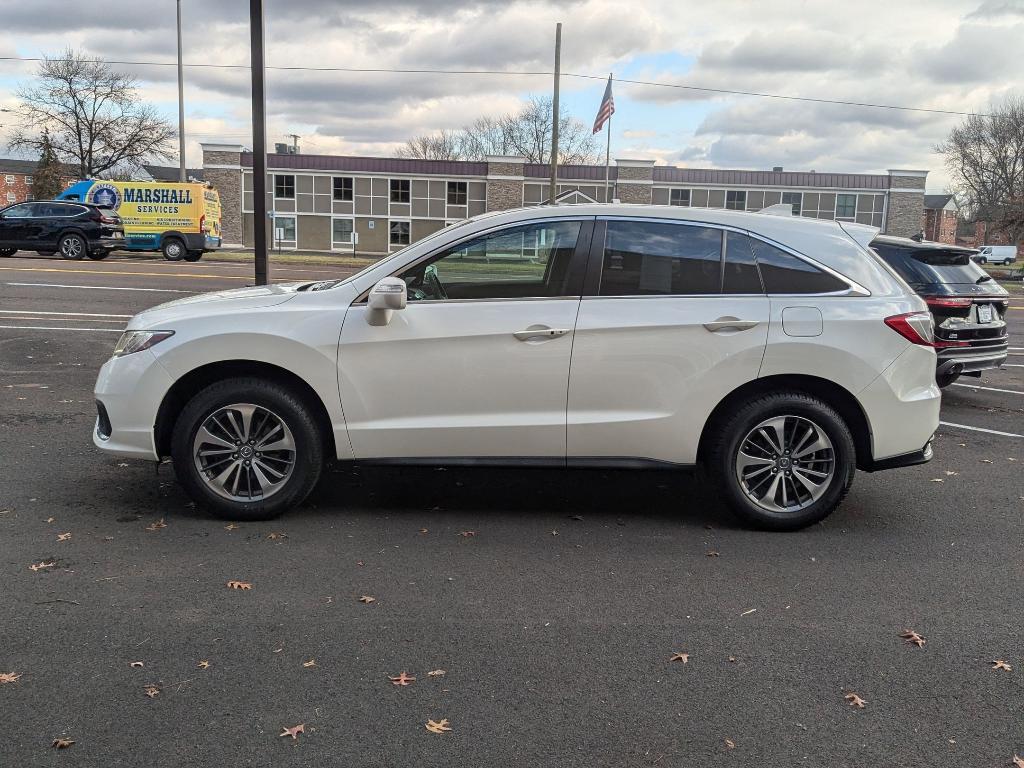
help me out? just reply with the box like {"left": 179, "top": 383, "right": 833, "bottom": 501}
{"left": 600, "top": 221, "right": 721, "bottom": 296}
{"left": 3, "top": 203, "right": 34, "bottom": 218}
{"left": 724, "top": 233, "right": 764, "bottom": 294}
{"left": 871, "top": 242, "right": 989, "bottom": 286}
{"left": 749, "top": 238, "right": 849, "bottom": 294}
{"left": 401, "top": 220, "right": 581, "bottom": 301}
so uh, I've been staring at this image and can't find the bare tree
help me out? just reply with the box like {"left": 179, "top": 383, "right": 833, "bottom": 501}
{"left": 8, "top": 49, "right": 176, "bottom": 179}
{"left": 399, "top": 97, "right": 598, "bottom": 164}
{"left": 938, "top": 97, "right": 1024, "bottom": 244}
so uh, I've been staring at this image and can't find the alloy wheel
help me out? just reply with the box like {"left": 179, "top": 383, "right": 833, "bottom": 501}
{"left": 735, "top": 415, "right": 835, "bottom": 513}
{"left": 192, "top": 403, "right": 296, "bottom": 502}
{"left": 60, "top": 236, "right": 83, "bottom": 259}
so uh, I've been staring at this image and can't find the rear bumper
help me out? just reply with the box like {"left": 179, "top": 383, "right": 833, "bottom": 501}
{"left": 936, "top": 349, "right": 1007, "bottom": 375}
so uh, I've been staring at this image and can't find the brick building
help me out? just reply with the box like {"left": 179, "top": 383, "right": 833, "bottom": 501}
{"left": 201, "top": 143, "right": 929, "bottom": 253}
{"left": 0, "top": 158, "right": 77, "bottom": 206}
{"left": 922, "top": 194, "right": 958, "bottom": 244}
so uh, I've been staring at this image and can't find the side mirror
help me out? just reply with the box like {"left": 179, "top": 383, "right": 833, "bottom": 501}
{"left": 366, "top": 276, "right": 407, "bottom": 326}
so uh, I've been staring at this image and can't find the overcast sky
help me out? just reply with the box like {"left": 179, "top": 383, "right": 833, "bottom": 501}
{"left": 1, "top": 0, "right": 1022, "bottom": 191}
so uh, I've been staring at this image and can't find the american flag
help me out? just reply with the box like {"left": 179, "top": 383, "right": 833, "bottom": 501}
{"left": 592, "top": 75, "right": 615, "bottom": 134}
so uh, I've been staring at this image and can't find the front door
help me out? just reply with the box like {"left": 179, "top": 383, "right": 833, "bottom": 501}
{"left": 567, "top": 220, "right": 770, "bottom": 465}
{"left": 0, "top": 203, "right": 35, "bottom": 248}
{"left": 338, "top": 218, "right": 592, "bottom": 460}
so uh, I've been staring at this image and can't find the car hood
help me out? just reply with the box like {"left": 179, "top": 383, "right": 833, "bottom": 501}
{"left": 128, "top": 283, "right": 304, "bottom": 329}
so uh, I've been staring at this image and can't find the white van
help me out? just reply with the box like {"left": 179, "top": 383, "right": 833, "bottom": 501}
{"left": 973, "top": 245, "right": 1017, "bottom": 265}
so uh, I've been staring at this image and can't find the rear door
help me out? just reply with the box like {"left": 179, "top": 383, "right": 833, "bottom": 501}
{"left": 566, "top": 219, "right": 769, "bottom": 465}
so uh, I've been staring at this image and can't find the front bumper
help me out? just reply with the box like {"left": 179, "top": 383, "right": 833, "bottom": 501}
{"left": 93, "top": 348, "right": 174, "bottom": 460}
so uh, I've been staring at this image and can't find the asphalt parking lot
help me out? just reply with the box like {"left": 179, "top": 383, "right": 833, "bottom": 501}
{"left": 1, "top": 251, "right": 1022, "bottom": 767}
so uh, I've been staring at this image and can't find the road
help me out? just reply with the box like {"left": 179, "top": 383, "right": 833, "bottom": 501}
{"left": 1, "top": 252, "right": 1022, "bottom": 767}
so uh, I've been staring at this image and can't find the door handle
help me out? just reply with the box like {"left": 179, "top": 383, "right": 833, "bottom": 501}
{"left": 703, "top": 318, "right": 759, "bottom": 333}
{"left": 513, "top": 326, "right": 571, "bottom": 341}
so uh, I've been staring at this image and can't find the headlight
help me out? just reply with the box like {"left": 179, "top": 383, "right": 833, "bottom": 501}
{"left": 112, "top": 330, "right": 174, "bottom": 358}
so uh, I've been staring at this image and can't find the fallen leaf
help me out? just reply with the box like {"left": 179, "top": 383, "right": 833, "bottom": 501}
{"left": 198, "top": 660, "right": 210, "bottom": 669}
{"left": 980, "top": 459, "right": 993, "bottom": 464}
{"left": 930, "top": 478, "right": 944, "bottom": 483}
{"left": 0, "top": 672, "right": 22, "bottom": 684}
{"left": 419, "top": 528, "right": 428, "bottom": 534}
{"left": 670, "top": 653, "right": 689, "bottom": 664}
{"left": 303, "top": 659, "right": 317, "bottom": 668}
{"left": 358, "top": 595, "right": 375, "bottom": 604}
{"left": 459, "top": 531, "right": 476, "bottom": 537}
{"left": 740, "top": 608, "right": 757, "bottom": 616}
{"left": 845, "top": 692, "right": 867, "bottom": 708}
{"left": 724, "top": 738, "right": 736, "bottom": 750}
{"left": 145, "top": 519, "right": 166, "bottom": 531}
{"left": 569, "top": 514, "right": 584, "bottom": 521}
{"left": 728, "top": 656, "right": 737, "bottom": 663}
{"left": 899, "top": 629, "right": 926, "bottom": 648}
{"left": 550, "top": 529, "right": 559, "bottom": 536}
{"left": 51, "top": 738, "right": 74, "bottom": 749}
{"left": 390, "top": 671, "right": 416, "bottom": 686}
{"left": 143, "top": 684, "right": 160, "bottom": 698}
{"left": 279, "top": 724, "right": 304, "bottom": 740}
{"left": 1013, "top": 755, "right": 1024, "bottom": 768}
{"left": 945, "top": 471, "right": 958, "bottom": 476}
{"left": 29, "top": 560, "right": 56, "bottom": 572}
{"left": 356, "top": 560, "right": 364, "bottom": 567}
{"left": 224, "top": 523, "right": 239, "bottom": 531}
{"left": 45, "top": 517, "right": 55, "bottom": 523}
{"left": 427, "top": 669, "right": 446, "bottom": 677}
{"left": 425, "top": 718, "right": 451, "bottom": 734}
{"left": 129, "top": 661, "right": 144, "bottom": 668}
{"left": 56, "top": 532, "right": 72, "bottom": 541}
{"left": 991, "top": 660, "right": 1012, "bottom": 672}
{"left": 706, "top": 550, "right": 720, "bottom": 557}
{"left": 226, "top": 580, "right": 253, "bottom": 590}
{"left": 267, "top": 532, "right": 287, "bottom": 540}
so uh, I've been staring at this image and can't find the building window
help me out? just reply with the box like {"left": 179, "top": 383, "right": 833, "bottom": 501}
{"left": 4, "top": 175, "right": 14, "bottom": 185}
{"left": 390, "top": 179, "right": 410, "bottom": 203}
{"left": 447, "top": 181, "right": 467, "bottom": 206}
{"left": 389, "top": 220, "right": 410, "bottom": 247}
{"left": 725, "top": 190, "right": 747, "bottom": 210}
{"left": 5, "top": 192, "right": 15, "bottom": 202}
{"left": 274, "top": 174, "right": 295, "bottom": 199}
{"left": 332, "top": 177, "right": 353, "bottom": 201}
{"left": 272, "top": 215, "right": 296, "bottom": 246}
{"left": 670, "top": 189, "right": 691, "bottom": 207}
{"left": 331, "top": 217, "right": 354, "bottom": 248}
{"left": 836, "top": 194, "right": 856, "bottom": 219}
{"left": 25, "top": 176, "right": 32, "bottom": 185}
{"left": 781, "top": 192, "right": 802, "bottom": 216}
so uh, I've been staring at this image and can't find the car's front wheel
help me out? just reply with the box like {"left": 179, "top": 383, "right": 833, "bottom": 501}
{"left": 58, "top": 233, "right": 87, "bottom": 260}
{"left": 0, "top": 247, "right": 15, "bottom": 257}
{"left": 708, "top": 392, "right": 856, "bottom": 531}
{"left": 171, "top": 378, "right": 324, "bottom": 520}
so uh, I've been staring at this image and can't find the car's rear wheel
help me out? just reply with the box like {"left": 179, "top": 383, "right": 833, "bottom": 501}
{"left": 58, "top": 233, "right": 87, "bottom": 260}
{"left": 87, "top": 250, "right": 111, "bottom": 260}
{"left": 36, "top": 251, "right": 55, "bottom": 257}
{"left": 162, "top": 237, "right": 185, "bottom": 261}
{"left": 936, "top": 372, "right": 960, "bottom": 388}
{"left": 708, "top": 392, "right": 856, "bottom": 531}
{"left": 171, "top": 378, "right": 324, "bottom": 520}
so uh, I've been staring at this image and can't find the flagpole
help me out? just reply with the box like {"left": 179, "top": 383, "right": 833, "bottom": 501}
{"left": 604, "top": 73, "right": 612, "bottom": 202}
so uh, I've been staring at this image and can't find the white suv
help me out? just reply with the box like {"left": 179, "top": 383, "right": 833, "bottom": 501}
{"left": 93, "top": 205, "right": 940, "bottom": 530}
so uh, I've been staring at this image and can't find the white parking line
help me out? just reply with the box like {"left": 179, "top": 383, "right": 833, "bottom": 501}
{"left": 1005, "top": 364, "right": 1024, "bottom": 368}
{"left": 5, "top": 282, "right": 194, "bottom": 293}
{"left": 951, "top": 382, "right": 1024, "bottom": 396}
{"left": 939, "top": 421, "right": 1024, "bottom": 438}
{"left": 0, "top": 324, "right": 123, "bottom": 333}
{"left": 0, "top": 309, "right": 132, "bottom": 318}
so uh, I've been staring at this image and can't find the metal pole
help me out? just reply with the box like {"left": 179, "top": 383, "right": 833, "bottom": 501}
{"left": 176, "top": 0, "right": 186, "bottom": 182}
{"left": 548, "top": 22, "right": 561, "bottom": 204}
{"left": 604, "top": 75, "right": 612, "bottom": 201}
{"left": 250, "top": 0, "right": 269, "bottom": 285}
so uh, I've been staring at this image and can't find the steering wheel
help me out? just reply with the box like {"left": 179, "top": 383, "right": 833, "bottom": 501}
{"left": 423, "top": 264, "right": 448, "bottom": 300}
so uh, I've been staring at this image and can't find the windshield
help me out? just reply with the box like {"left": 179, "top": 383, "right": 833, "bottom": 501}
{"left": 871, "top": 243, "right": 990, "bottom": 285}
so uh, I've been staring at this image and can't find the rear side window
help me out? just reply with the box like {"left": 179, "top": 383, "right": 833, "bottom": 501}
{"left": 748, "top": 238, "right": 849, "bottom": 294}
{"left": 724, "top": 232, "right": 764, "bottom": 293}
{"left": 600, "top": 220, "right": 721, "bottom": 295}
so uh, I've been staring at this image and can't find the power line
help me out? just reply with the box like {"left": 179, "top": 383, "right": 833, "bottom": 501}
{"left": 0, "top": 55, "right": 993, "bottom": 119}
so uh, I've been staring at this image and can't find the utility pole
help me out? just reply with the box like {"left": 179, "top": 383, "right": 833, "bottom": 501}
{"left": 176, "top": 0, "right": 186, "bottom": 182}
{"left": 250, "top": 0, "right": 269, "bottom": 285}
{"left": 288, "top": 133, "right": 300, "bottom": 154}
{"left": 548, "top": 22, "right": 561, "bottom": 205}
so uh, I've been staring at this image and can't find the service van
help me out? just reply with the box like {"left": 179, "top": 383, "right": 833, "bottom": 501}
{"left": 59, "top": 180, "right": 221, "bottom": 261}
{"left": 972, "top": 245, "right": 1017, "bottom": 266}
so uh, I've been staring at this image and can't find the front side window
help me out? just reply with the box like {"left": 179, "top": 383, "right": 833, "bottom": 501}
{"left": 447, "top": 181, "right": 467, "bottom": 206}
{"left": 332, "top": 177, "right": 353, "bottom": 201}
{"left": 749, "top": 238, "right": 848, "bottom": 294}
{"left": 3, "top": 203, "right": 33, "bottom": 218}
{"left": 399, "top": 220, "right": 582, "bottom": 301}
{"left": 274, "top": 174, "right": 295, "bottom": 199}
{"left": 599, "top": 220, "right": 722, "bottom": 296}
{"left": 332, "top": 217, "right": 354, "bottom": 247}
{"left": 836, "top": 194, "right": 856, "bottom": 219}
{"left": 669, "top": 189, "right": 691, "bottom": 207}
{"left": 389, "top": 220, "right": 410, "bottom": 246}
{"left": 390, "top": 179, "right": 410, "bottom": 203}
{"left": 781, "top": 192, "right": 801, "bottom": 216}
{"left": 726, "top": 190, "right": 747, "bottom": 210}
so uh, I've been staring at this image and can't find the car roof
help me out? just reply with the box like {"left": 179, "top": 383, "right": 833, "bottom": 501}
{"left": 872, "top": 234, "right": 977, "bottom": 254}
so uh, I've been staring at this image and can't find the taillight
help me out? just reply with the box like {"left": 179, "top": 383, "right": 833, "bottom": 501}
{"left": 93, "top": 209, "right": 118, "bottom": 224}
{"left": 923, "top": 296, "right": 972, "bottom": 309}
{"left": 884, "top": 311, "right": 935, "bottom": 346}
{"left": 200, "top": 214, "right": 207, "bottom": 233}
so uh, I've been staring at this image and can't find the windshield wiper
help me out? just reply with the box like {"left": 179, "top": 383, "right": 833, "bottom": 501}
{"left": 976, "top": 274, "right": 993, "bottom": 283}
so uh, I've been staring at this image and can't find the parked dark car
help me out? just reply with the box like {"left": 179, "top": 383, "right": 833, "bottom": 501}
{"left": 0, "top": 201, "right": 124, "bottom": 260}
{"left": 871, "top": 235, "right": 1009, "bottom": 388}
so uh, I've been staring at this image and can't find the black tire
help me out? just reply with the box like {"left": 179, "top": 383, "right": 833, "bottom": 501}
{"left": 183, "top": 250, "right": 202, "bottom": 262}
{"left": 162, "top": 237, "right": 186, "bottom": 261}
{"left": 978, "top": 256, "right": 987, "bottom": 264}
{"left": 58, "top": 233, "right": 87, "bottom": 260}
{"left": 171, "top": 378, "right": 323, "bottom": 520}
{"left": 707, "top": 392, "right": 857, "bottom": 531}
{"left": 0, "top": 247, "right": 15, "bottom": 257}
{"left": 1003, "top": 258, "right": 1014, "bottom": 266}
{"left": 87, "top": 250, "right": 111, "bottom": 261}
{"left": 936, "top": 372, "right": 960, "bottom": 388}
